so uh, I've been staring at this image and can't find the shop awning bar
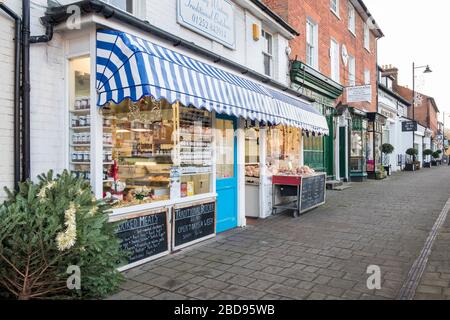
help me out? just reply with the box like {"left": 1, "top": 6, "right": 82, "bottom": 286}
{"left": 96, "top": 30, "right": 329, "bottom": 135}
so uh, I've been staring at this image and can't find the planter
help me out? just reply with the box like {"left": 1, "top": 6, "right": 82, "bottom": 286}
{"left": 431, "top": 160, "right": 438, "bottom": 167}
{"left": 423, "top": 162, "right": 431, "bottom": 168}
{"left": 405, "top": 162, "right": 421, "bottom": 171}
{"left": 376, "top": 172, "right": 387, "bottom": 180}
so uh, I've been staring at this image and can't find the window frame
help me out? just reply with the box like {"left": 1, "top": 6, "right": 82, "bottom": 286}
{"left": 364, "top": 68, "right": 371, "bottom": 85}
{"left": 330, "top": 0, "right": 340, "bottom": 17}
{"left": 330, "top": 38, "right": 340, "bottom": 83}
{"left": 348, "top": 2, "right": 356, "bottom": 36}
{"left": 348, "top": 55, "right": 356, "bottom": 86}
{"left": 306, "top": 18, "right": 319, "bottom": 70}
{"left": 262, "top": 29, "right": 273, "bottom": 77}
{"left": 103, "top": 0, "right": 134, "bottom": 14}
{"left": 364, "top": 22, "right": 370, "bottom": 51}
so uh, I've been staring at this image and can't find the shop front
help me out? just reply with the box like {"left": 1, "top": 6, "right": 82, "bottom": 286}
{"left": 290, "top": 61, "right": 344, "bottom": 180}
{"left": 366, "top": 113, "right": 387, "bottom": 179}
{"left": 349, "top": 108, "right": 368, "bottom": 182}
{"left": 69, "top": 29, "right": 329, "bottom": 269}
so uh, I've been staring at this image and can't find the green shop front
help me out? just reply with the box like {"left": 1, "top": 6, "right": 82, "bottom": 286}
{"left": 290, "top": 61, "right": 344, "bottom": 180}
{"left": 348, "top": 107, "right": 368, "bottom": 182}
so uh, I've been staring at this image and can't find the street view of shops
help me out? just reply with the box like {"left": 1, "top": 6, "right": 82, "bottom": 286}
{"left": 1, "top": 0, "right": 450, "bottom": 307}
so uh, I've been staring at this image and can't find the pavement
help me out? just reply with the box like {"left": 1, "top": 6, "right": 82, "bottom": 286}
{"left": 108, "top": 166, "right": 450, "bottom": 300}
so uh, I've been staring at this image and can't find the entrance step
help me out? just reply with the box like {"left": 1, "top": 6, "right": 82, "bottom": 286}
{"left": 326, "top": 180, "right": 343, "bottom": 190}
{"left": 333, "top": 184, "right": 352, "bottom": 191}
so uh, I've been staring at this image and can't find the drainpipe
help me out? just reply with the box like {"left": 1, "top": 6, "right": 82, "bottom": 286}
{"left": 0, "top": 4, "right": 22, "bottom": 188}
{"left": 22, "top": 0, "right": 55, "bottom": 181}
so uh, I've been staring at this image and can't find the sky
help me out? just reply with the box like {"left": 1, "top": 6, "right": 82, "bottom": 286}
{"left": 364, "top": 0, "right": 450, "bottom": 122}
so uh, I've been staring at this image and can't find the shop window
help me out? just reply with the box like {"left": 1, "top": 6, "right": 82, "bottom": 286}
{"left": 303, "top": 135, "right": 325, "bottom": 172}
{"left": 350, "top": 118, "right": 367, "bottom": 173}
{"left": 262, "top": 29, "right": 273, "bottom": 77}
{"left": 102, "top": 98, "right": 212, "bottom": 208}
{"left": 216, "top": 118, "right": 235, "bottom": 179}
{"left": 69, "top": 56, "right": 91, "bottom": 182}
{"left": 266, "top": 126, "right": 302, "bottom": 175}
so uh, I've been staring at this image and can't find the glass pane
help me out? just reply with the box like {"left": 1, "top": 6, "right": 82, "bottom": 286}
{"left": 69, "top": 57, "right": 91, "bottom": 181}
{"left": 102, "top": 98, "right": 174, "bottom": 207}
{"left": 216, "top": 119, "right": 235, "bottom": 179}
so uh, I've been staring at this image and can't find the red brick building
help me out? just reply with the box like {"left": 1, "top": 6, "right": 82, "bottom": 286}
{"left": 264, "top": 0, "right": 382, "bottom": 112}
{"left": 263, "top": 0, "right": 383, "bottom": 181}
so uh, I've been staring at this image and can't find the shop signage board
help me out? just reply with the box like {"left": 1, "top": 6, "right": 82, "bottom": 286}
{"left": 300, "top": 173, "right": 326, "bottom": 213}
{"left": 111, "top": 208, "right": 170, "bottom": 271}
{"left": 402, "top": 121, "right": 418, "bottom": 132}
{"left": 176, "top": 0, "right": 236, "bottom": 49}
{"left": 173, "top": 199, "right": 216, "bottom": 250}
{"left": 347, "top": 85, "right": 372, "bottom": 103}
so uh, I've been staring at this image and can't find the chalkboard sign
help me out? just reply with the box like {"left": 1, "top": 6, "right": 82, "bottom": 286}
{"left": 173, "top": 200, "right": 216, "bottom": 249}
{"left": 300, "top": 174, "right": 326, "bottom": 213}
{"left": 115, "top": 209, "right": 169, "bottom": 267}
{"left": 402, "top": 121, "right": 418, "bottom": 132}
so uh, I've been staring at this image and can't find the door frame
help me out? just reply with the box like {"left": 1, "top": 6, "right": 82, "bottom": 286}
{"left": 215, "top": 113, "right": 239, "bottom": 233}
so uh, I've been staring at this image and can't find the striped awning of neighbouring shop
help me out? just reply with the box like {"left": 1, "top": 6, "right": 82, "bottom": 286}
{"left": 96, "top": 30, "right": 329, "bottom": 135}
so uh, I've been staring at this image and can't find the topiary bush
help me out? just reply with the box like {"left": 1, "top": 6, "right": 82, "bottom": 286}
{"left": 406, "top": 148, "right": 418, "bottom": 157}
{"left": 0, "top": 170, "right": 124, "bottom": 300}
{"left": 432, "top": 151, "right": 440, "bottom": 159}
{"left": 423, "top": 149, "right": 433, "bottom": 156}
{"left": 381, "top": 143, "right": 394, "bottom": 155}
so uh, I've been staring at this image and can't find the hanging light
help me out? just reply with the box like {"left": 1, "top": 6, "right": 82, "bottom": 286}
{"left": 423, "top": 65, "right": 432, "bottom": 73}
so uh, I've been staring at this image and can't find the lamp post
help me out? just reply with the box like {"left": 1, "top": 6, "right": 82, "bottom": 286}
{"left": 412, "top": 63, "right": 432, "bottom": 163}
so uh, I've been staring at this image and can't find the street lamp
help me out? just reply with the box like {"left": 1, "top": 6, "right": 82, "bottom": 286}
{"left": 412, "top": 63, "right": 432, "bottom": 163}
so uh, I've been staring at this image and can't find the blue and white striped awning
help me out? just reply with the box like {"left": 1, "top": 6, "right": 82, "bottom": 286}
{"left": 96, "top": 30, "right": 328, "bottom": 135}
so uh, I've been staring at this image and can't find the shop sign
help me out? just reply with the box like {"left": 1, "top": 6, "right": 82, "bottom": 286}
{"left": 402, "top": 121, "right": 418, "bottom": 132}
{"left": 347, "top": 85, "right": 372, "bottom": 103}
{"left": 177, "top": 0, "right": 235, "bottom": 49}
{"left": 173, "top": 199, "right": 216, "bottom": 250}
{"left": 113, "top": 209, "right": 170, "bottom": 270}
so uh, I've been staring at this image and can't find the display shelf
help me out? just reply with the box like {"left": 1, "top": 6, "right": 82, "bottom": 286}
{"left": 71, "top": 126, "right": 91, "bottom": 130}
{"left": 70, "top": 109, "right": 90, "bottom": 115}
{"left": 71, "top": 144, "right": 91, "bottom": 147}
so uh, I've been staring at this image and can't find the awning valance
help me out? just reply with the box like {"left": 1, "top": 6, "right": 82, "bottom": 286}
{"left": 96, "top": 30, "right": 329, "bottom": 135}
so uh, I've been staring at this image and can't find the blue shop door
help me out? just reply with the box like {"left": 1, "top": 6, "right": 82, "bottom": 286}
{"left": 215, "top": 115, "right": 238, "bottom": 233}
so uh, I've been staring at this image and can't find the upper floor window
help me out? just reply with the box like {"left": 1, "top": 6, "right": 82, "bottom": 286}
{"left": 331, "top": 0, "right": 340, "bottom": 16}
{"left": 104, "top": 0, "right": 133, "bottom": 13}
{"left": 306, "top": 18, "right": 319, "bottom": 69}
{"left": 364, "top": 23, "right": 370, "bottom": 51}
{"left": 364, "top": 69, "right": 371, "bottom": 85}
{"left": 330, "top": 39, "right": 340, "bottom": 83}
{"left": 348, "top": 2, "right": 356, "bottom": 35}
{"left": 262, "top": 29, "right": 273, "bottom": 77}
{"left": 348, "top": 55, "right": 356, "bottom": 86}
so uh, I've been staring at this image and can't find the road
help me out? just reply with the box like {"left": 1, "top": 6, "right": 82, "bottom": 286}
{"left": 108, "top": 166, "right": 450, "bottom": 300}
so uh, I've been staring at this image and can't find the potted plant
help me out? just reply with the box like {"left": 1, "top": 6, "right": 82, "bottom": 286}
{"left": 381, "top": 143, "right": 394, "bottom": 175}
{"left": 376, "top": 164, "right": 387, "bottom": 180}
{"left": 423, "top": 149, "right": 433, "bottom": 168}
{"left": 405, "top": 148, "right": 419, "bottom": 171}
{"left": 432, "top": 151, "right": 440, "bottom": 166}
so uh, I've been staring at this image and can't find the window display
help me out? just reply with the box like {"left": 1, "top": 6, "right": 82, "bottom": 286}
{"left": 102, "top": 98, "right": 212, "bottom": 208}
{"left": 266, "top": 125, "right": 305, "bottom": 175}
{"left": 69, "top": 57, "right": 92, "bottom": 181}
{"left": 350, "top": 118, "right": 367, "bottom": 173}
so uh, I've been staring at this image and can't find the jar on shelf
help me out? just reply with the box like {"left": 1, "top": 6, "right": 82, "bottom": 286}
{"left": 71, "top": 116, "right": 79, "bottom": 127}
{"left": 74, "top": 99, "right": 81, "bottom": 110}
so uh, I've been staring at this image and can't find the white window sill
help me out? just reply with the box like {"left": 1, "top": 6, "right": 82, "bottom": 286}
{"left": 331, "top": 9, "right": 341, "bottom": 20}
{"left": 364, "top": 46, "right": 371, "bottom": 53}
{"left": 349, "top": 28, "right": 356, "bottom": 37}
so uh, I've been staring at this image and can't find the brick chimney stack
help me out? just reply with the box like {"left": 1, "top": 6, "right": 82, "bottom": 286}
{"left": 381, "top": 64, "right": 399, "bottom": 86}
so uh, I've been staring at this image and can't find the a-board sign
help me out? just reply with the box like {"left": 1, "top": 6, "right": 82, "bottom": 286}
{"left": 173, "top": 199, "right": 216, "bottom": 249}
{"left": 112, "top": 209, "right": 169, "bottom": 268}
{"left": 300, "top": 174, "right": 326, "bottom": 213}
{"left": 402, "top": 121, "right": 418, "bottom": 132}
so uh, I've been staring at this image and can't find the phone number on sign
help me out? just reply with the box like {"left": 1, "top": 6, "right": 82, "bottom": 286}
{"left": 191, "top": 14, "right": 228, "bottom": 40}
